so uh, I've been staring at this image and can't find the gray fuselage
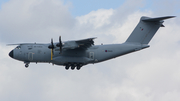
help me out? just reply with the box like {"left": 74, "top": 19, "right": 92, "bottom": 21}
{"left": 10, "top": 43, "right": 149, "bottom": 66}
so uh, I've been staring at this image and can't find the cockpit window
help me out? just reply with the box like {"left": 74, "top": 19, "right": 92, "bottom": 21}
{"left": 16, "top": 46, "right": 21, "bottom": 49}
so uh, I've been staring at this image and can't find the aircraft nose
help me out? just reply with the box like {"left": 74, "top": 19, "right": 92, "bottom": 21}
{"left": 9, "top": 50, "right": 14, "bottom": 58}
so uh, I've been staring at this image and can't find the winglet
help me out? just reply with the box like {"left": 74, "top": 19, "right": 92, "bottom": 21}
{"left": 141, "top": 16, "right": 176, "bottom": 22}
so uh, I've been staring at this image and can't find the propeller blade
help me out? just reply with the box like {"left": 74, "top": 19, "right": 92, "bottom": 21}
{"left": 48, "top": 38, "right": 54, "bottom": 50}
{"left": 59, "top": 36, "right": 61, "bottom": 45}
{"left": 51, "top": 38, "right": 54, "bottom": 49}
{"left": 51, "top": 49, "right": 53, "bottom": 60}
{"left": 59, "top": 36, "right": 62, "bottom": 54}
{"left": 48, "top": 38, "right": 55, "bottom": 60}
{"left": 56, "top": 36, "right": 63, "bottom": 54}
{"left": 52, "top": 49, "right": 54, "bottom": 55}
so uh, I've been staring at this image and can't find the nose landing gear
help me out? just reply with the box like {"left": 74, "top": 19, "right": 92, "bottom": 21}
{"left": 25, "top": 64, "right": 29, "bottom": 68}
{"left": 24, "top": 62, "right": 30, "bottom": 68}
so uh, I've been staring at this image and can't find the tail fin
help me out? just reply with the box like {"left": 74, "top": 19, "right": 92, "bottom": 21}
{"left": 125, "top": 16, "right": 175, "bottom": 44}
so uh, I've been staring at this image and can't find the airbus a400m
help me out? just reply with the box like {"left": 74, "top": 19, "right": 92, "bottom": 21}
{"left": 8, "top": 16, "right": 175, "bottom": 70}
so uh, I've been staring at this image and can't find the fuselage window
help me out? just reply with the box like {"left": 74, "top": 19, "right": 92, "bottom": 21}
{"left": 16, "top": 46, "right": 21, "bottom": 49}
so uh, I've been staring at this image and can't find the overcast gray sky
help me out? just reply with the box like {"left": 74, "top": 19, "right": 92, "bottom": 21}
{"left": 0, "top": 0, "right": 180, "bottom": 101}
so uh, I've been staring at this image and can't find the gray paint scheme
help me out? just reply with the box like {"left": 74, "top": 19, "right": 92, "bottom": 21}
{"left": 8, "top": 16, "right": 175, "bottom": 70}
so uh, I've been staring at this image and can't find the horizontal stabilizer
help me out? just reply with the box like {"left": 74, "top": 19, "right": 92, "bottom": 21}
{"left": 142, "top": 16, "right": 176, "bottom": 22}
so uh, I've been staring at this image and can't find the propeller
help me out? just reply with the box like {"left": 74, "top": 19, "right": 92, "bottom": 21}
{"left": 48, "top": 38, "right": 55, "bottom": 60}
{"left": 56, "top": 36, "right": 63, "bottom": 54}
{"left": 48, "top": 36, "right": 63, "bottom": 60}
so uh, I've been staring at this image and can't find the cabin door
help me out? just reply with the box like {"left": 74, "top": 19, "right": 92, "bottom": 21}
{"left": 89, "top": 52, "right": 94, "bottom": 60}
{"left": 28, "top": 52, "right": 34, "bottom": 61}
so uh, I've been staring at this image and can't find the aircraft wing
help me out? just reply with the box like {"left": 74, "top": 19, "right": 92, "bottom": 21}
{"left": 62, "top": 37, "right": 96, "bottom": 50}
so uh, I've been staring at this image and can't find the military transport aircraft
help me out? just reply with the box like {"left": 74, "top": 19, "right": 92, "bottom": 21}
{"left": 8, "top": 16, "right": 175, "bottom": 70}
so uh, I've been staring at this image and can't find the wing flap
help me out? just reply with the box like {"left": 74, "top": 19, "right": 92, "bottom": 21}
{"left": 62, "top": 37, "right": 97, "bottom": 50}
{"left": 76, "top": 37, "right": 96, "bottom": 49}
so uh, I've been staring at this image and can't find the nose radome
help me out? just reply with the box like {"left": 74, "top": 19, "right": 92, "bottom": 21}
{"left": 9, "top": 50, "right": 14, "bottom": 58}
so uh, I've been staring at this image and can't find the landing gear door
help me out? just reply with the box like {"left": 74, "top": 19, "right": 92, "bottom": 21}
{"left": 89, "top": 52, "right": 94, "bottom": 60}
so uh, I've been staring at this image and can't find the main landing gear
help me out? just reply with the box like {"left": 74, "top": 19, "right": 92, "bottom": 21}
{"left": 65, "top": 63, "right": 83, "bottom": 70}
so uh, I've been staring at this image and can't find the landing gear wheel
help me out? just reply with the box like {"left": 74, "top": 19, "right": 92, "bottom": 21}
{"left": 65, "top": 66, "right": 69, "bottom": 70}
{"left": 76, "top": 64, "right": 83, "bottom": 70}
{"left": 76, "top": 66, "right": 81, "bottom": 70}
{"left": 65, "top": 64, "right": 70, "bottom": 70}
{"left": 25, "top": 64, "right": 29, "bottom": 68}
{"left": 71, "top": 66, "right": 75, "bottom": 70}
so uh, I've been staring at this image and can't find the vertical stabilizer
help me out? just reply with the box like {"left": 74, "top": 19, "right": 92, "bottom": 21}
{"left": 125, "top": 16, "right": 175, "bottom": 44}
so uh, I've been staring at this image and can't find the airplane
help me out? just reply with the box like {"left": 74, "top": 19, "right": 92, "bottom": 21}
{"left": 8, "top": 16, "right": 175, "bottom": 70}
